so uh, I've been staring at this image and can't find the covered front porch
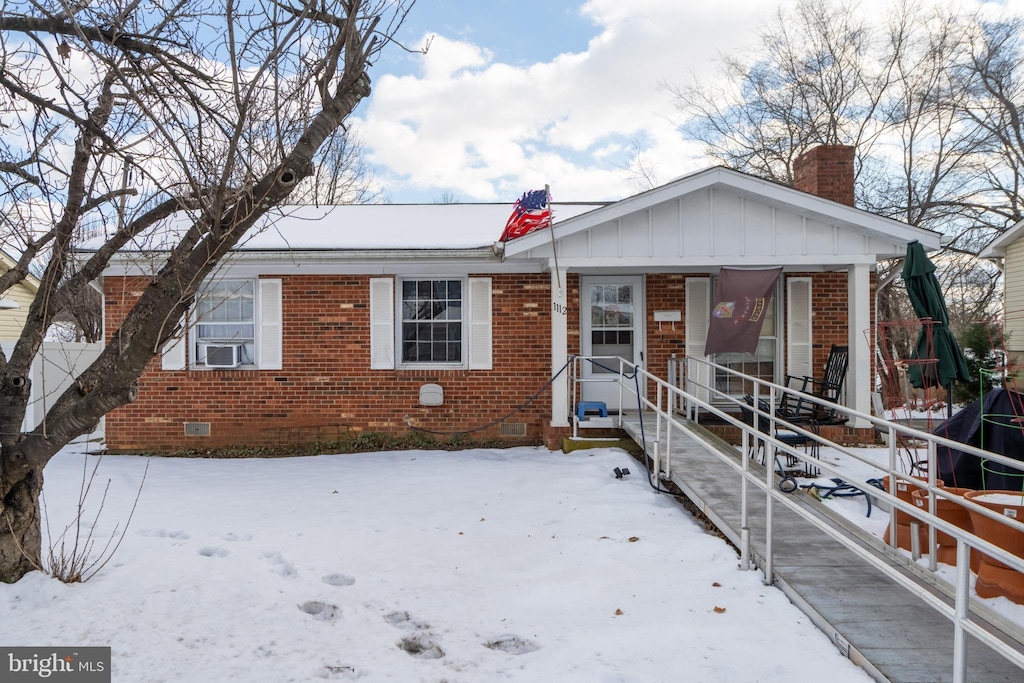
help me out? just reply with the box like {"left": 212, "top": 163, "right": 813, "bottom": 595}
{"left": 552, "top": 268, "right": 878, "bottom": 443}
{"left": 498, "top": 165, "right": 943, "bottom": 437}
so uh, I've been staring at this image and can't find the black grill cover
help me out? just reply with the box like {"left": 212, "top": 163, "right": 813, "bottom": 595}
{"left": 934, "top": 389, "right": 1024, "bottom": 490}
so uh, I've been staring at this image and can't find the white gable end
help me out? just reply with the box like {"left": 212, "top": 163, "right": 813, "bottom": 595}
{"left": 504, "top": 166, "right": 939, "bottom": 269}
{"left": 525, "top": 187, "right": 913, "bottom": 267}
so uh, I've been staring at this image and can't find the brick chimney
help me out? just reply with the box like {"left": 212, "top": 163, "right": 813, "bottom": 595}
{"left": 792, "top": 145, "right": 855, "bottom": 206}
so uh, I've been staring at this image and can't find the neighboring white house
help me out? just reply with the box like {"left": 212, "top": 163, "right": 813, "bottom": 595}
{"left": 981, "top": 221, "right": 1024, "bottom": 374}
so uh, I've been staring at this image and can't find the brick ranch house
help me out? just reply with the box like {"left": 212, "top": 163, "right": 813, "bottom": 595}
{"left": 94, "top": 146, "right": 941, "bottom": 453}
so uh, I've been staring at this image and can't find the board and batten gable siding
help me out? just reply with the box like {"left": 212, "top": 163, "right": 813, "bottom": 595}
{"left": 103, "top": 273, "right": 554, "bottom": 452}
{"left": 1005, "top": 236, "right": 1024, "bottom": 355}
{"left": 542, "top": 187, "right": 905, "bottom": 265}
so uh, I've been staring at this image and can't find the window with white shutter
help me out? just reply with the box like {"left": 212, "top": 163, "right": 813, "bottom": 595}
{"left": 373, "top": 276, "right": 492, "bottom": 370}
{"left": 161, "top": 316, "right": 186, "bottom": 370}
{"left": 170, "top": 277, "right": 283, "bottom": 370}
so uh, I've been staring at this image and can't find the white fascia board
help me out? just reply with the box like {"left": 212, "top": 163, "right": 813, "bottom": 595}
{"left": 980, "top": 219, "right": 1024, "bottom": 258}
{"left": 99, "top": 248, "right": 532, "bottom": 278}
{"left": 211, "top": 260, "right": 543, "bottom": 278}
{"left": 547, "top": 254, "right": 882, "bottom": 271}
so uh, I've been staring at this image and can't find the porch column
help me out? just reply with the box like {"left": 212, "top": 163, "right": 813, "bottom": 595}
{"left": 848, "top": 263, "right": 871, "bottom": 427}
{"left": 551, "top": 268, "right": 570, "bottom": 427}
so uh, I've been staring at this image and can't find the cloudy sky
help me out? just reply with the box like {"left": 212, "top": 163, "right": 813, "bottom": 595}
{"left": 350, "top": 0, "right": 1024, "bottom": 204}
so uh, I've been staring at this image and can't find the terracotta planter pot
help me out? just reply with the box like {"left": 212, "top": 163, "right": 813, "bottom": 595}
{"left": 964, "top": 490, "right": 1024, "bottom": 604}
{"left": 911, "top": 487, "right": 978, "bottom": 571}
{"left": 882, "top": 475, "right": 942, "bottom": 553}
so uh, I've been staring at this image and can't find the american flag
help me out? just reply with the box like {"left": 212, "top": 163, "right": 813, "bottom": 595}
{"left": 500, "top": 189, "right": 552, "bottom": 242}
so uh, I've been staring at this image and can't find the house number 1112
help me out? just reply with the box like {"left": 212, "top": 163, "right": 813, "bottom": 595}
{"left": 552, "top": 302, "right": 568, "bottom": 316}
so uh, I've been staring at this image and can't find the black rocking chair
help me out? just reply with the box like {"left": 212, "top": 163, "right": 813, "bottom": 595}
{"left": 741, "top": 395, "right": 821, "bottom": 488}
{"left": 778, "top": 344, "right": 850, "bottom": 428}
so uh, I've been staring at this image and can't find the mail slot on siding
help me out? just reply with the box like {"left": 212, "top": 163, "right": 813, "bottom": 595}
{"left": 419, "top": 383, "right": 444, "bottom": 406}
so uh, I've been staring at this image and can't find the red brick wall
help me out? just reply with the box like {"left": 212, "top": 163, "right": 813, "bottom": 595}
{"left": 566, "top": 273, "right": 581, "bottom": 356}
{"left": 104, "top": 273, "right": 558, "bottom": 452}
{"left": 105, "top": 269, "right": 866, "bottom": 451}
{"left": 793, "top": 145, "right": 856, "bottom": 207}
{"left": 645, "top": 273, "right": 689, "bottom": 385}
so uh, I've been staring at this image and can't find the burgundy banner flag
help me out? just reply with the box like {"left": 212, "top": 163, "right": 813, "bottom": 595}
{"left": 500, "top": 189, "right": 551, "bottom": 242}
{"left": 704, "top": 267, "right": 783, "bottom": 355}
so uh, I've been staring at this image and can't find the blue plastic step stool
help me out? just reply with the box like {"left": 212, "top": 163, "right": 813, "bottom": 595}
{"left": 576, "top": 401, "right": 608, "bottom": 421}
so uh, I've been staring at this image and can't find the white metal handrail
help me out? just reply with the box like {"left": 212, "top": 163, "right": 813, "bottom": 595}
{"left": 569, "top": 354, "right": 1024, "bottom": 683}
{"left": 568, "top": 355, "right": 632, "bottom": 438}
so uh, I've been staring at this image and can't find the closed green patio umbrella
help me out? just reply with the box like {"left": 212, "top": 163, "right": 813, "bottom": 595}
{"left": 901, "top": 241, "right": 971, "bottom": 409}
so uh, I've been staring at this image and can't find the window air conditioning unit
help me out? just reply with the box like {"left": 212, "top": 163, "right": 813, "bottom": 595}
{"left": 200, "top": 343, "right": 242, "bottom": 368}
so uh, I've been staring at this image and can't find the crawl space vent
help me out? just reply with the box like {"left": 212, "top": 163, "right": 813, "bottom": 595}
{"left": 499, "top": 422, "right": 527, "bottom": 437}
{"left": 183, "top": 422, "right": 211, "bottom": 437}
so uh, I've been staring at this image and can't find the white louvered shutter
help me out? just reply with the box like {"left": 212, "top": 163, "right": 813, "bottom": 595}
{"left": 258, "top": 278, "right": 283, "bottom": 370}
{"left": 468, "top": 277, "right": 492, "bottom": 370}
{"left": 787, "top": 277, "right": 813, "bottom": 381}
{"left": 685, "top": 277, "right": 711, "bottom": 402}
{"left": 370, "top": 278, "right": 395, "bottom": 369}
{"left": 161, "top": 316, "right": 186, "bottom": 370}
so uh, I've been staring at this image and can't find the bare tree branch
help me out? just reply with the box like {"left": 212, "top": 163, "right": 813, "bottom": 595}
{"left": 0, "top": 0, "right": 417, "bottom": 583}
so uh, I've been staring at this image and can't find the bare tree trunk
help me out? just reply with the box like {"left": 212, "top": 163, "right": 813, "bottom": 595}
{"left": 0, "top": 462, "right": 42, "bottom": 583}
{"left": 0, "top": 0, "right": 417, "bottom": 583}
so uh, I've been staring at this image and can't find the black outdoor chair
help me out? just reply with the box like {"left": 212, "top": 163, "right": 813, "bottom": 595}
{"left": 741, "top": 395, "right": 821, "bottom": 487}
{"left": 778, "top": 344, "right": 850, "bottom": 428}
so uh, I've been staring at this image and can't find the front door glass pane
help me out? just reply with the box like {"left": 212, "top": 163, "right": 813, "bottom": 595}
{"left": 590, "top": 284, "right": 634, "bottom": 373}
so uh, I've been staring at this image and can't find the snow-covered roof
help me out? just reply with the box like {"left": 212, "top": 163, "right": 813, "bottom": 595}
{"left": 81, "top": 203, "right": 608, "bottom": 253}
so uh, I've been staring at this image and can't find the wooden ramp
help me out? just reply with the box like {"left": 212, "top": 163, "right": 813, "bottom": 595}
{"left": 617, "top": 411, "right": 1024, "bottom": 683}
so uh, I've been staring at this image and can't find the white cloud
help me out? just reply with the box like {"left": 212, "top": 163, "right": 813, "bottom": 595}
{"left": 353, "top": 0, "right": 1024, "bottom": 203}
{"left": 419, "top": 34, "right": 492, "bottom": 80}
{"left": 353, "top": 3, "right": 766, "bottom": 202}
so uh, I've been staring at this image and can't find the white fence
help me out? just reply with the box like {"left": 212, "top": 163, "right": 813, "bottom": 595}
{"left": 0, "top": 341, "right": 104, "bottom": 435}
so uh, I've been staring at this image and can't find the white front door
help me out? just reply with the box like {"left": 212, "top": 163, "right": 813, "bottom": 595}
{"left": 580, "top": 276, "right": 645, "bottom": 412}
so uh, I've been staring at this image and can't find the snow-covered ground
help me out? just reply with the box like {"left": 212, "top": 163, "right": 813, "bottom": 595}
{"left": 0, "top": 443, "right": 874, "bottom": 683}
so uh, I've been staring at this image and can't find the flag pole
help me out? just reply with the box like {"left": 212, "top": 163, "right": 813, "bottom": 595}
{"left": 545, "top": 184, "right": 562, "bottom": 293}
